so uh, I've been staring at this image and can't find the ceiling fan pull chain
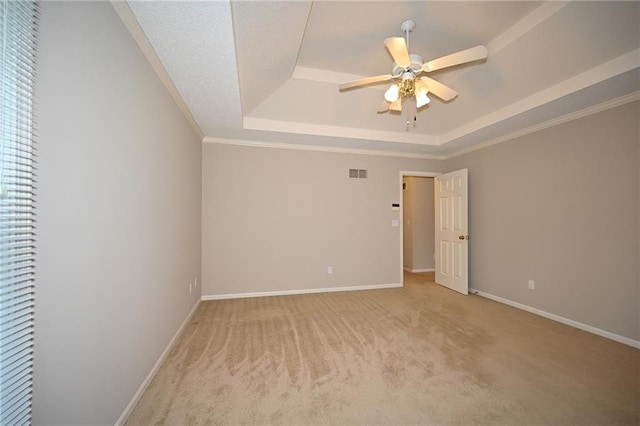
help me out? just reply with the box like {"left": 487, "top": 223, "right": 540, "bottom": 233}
{"left": 405, "top": 99, "right": 418, "bottom": 131}
{"left": 406, "top": 106, "right": 410, "bottom": 130}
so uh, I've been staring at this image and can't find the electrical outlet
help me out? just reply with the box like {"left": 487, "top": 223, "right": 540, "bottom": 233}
{"left": 327, "top": 266, "right": 333, "bottom": 274}
{"left": 195, "top": 277, "right": 198, "bottom": 288}
{"left": 528, "top": 280, "right": 535, "bottom": 290}
{"left": 189, "top": 283, "right": 192, "bottom": 294}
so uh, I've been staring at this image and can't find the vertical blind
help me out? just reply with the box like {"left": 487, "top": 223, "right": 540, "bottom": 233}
{"left": 0, "top": 1, "right": 38, "bottom": 425}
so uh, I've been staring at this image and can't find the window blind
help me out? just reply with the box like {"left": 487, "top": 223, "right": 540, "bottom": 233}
{"left": 0, "top": 1, "right": 38, "bottom": 425}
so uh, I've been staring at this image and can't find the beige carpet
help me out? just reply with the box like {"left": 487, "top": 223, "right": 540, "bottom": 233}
{"left": 126, "top": 273, "right": 639, "bottom": 425}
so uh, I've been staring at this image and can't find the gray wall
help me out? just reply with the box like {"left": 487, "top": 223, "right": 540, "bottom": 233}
{"left": 446, "top": 101, "right": 640, "bottom": 341}
{"left": 29, "top": 1, "right": 639, "bottom": 423}
{"left": 34, "top": 2, "right": 202, "bottom": 424}
{"left": 402, "top": 177, "right": 435, "bottom": 271}
{"left": 202, "top": 143, "right": 443, "bottom": 296}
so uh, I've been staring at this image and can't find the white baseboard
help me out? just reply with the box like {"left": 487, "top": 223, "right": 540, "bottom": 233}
{"left": 470, "top": 288, "right": 640, "bottom": 349}
{"left": 202, "top": 282, "right": 402, "bottom": 301}
{"left": 403, "top": 267, "right": 435, "bottom": 273}
{"left": 115, "top": 299, "right": 201, "bottom": 426}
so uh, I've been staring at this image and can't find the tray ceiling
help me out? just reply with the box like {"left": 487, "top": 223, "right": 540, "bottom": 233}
{"left": 124, "top": 1, "right": 639, "bottom": 158}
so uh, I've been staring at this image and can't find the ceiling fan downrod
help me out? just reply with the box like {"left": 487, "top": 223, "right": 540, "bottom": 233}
{"left": 400, "top": 19, "right": 415, "bottom": 51}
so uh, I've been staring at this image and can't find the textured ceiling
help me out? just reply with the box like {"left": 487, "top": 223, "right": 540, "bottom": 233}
{"left": 126, "top": 1, "right": 640, "bottom": 158}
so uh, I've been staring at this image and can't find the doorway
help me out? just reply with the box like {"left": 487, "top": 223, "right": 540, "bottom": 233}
{"left": 399, "top": 171, "right": 438, "bottom": 285}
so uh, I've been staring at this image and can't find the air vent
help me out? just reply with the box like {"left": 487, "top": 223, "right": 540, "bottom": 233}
{"left": 349, "top": 169, "right": 368, "bottom": 179}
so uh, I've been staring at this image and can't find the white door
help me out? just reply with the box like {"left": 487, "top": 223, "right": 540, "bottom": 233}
{"left": 434, "top": 169, "right": 469, "bottom": 294}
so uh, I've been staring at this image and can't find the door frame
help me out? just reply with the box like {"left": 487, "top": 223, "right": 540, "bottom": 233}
{"left": 399, "top": 171, "right": 440, "bottom": 286}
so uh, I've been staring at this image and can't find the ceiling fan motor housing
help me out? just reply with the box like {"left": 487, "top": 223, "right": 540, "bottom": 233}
{"left": 392, "top": 54, "right": 423, "bottom": 77}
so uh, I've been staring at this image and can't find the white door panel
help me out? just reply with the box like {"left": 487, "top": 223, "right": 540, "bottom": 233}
{"left": 435, "top": 169, "right": 468, "bottom": 295}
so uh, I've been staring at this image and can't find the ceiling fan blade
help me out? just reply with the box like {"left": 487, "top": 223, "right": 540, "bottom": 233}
{"left": 339, "top": 74, "right": 393, "bottom": 91}
{"left": 384, "top": 37, "right": 411, "bottom": 68}
{"left": 389, "top": 98, "right": 402, "bottom": 112}
{"left": 419, "top": 76, "right": 458, "bottom": 102}
{"left": 377, "top": 100, "right": 390, "bottom": 113}
{"left": 422, "top": 45, "right": 488, "bottom": 72}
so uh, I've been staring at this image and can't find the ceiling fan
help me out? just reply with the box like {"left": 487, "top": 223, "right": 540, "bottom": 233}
{"left": 339, "top": 20, "right": 488, "bottom": 114}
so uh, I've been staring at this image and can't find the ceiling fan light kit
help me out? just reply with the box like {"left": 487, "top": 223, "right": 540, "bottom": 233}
{"left": 384, "top": 84, "right": 400, "bottom": 102}
{"left": 339, "top": 19, "right": 488, "bottom": 128}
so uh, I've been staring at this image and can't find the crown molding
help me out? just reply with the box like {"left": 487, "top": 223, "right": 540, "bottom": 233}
{"left": 202, "top": 137, "right": 445, "bottom": 160}
{"left": 243, "top": 117, "right": 440, "bottom": 146}
{"left": 441, "top": 49, "right": 640, "bottom": 149}
{"left": 444, "top": 91, "right": 640, "bottom": 160}
{"left": 204, "top": 92, "right": 638, "bottom": 161}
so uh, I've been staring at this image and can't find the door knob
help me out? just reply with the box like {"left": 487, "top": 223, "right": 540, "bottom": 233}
{"left": 459, "top": 235, "right": 469, "bottom": 240}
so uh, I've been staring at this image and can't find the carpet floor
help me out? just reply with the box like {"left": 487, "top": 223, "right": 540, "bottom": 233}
{"left": 126, "top": 273, "right": 639, "bottom": 425}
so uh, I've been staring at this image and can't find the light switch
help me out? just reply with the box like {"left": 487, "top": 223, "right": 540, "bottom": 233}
{"left": 391, "top": 219, "right": 399, "bottom": 227}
